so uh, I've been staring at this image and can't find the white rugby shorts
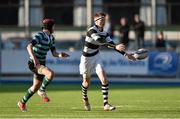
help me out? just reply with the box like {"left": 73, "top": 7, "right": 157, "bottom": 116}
{"left": 79, "top": 53, "right": 104, "bottom": 78}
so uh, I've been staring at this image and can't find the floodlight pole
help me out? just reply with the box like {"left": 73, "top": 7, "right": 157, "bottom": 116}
{"left": 86, "top": 0, "right": 92, "bottom": 29}
{"left": 24, "top": 0, "right": 30, "bottom": 38}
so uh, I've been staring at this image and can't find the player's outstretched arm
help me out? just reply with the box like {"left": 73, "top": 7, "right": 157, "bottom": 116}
{"left": 51, "top": 49, "right": 69, "bottom": 58}
{"left": 107, "top": 43, "right": 136, "bottom": 61}
{"left": 106, "top": 43, "right": 125, "bottom": 54}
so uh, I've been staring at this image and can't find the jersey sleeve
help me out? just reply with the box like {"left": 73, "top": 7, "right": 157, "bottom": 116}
{"left": 106, "top": 33, "right": 113, "bottom": 43}
{"left": 50, "top": 36, "right": 56, "bottom": 52}
{"left": 87, "top": 29, "right": 100, "bottom": 40}
{"left": 87, "top": 29, "right": 106, "bottom": 44}
{"left": 31, "top": 32, "right": 44, "bottom": 46}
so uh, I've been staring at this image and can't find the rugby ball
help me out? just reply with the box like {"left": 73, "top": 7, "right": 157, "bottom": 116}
{"left": 133, "top": 48, "right": 148, "bottom": 60}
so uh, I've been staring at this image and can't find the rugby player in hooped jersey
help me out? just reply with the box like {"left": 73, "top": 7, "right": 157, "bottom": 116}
{"left": 79, "top": 12, "right": 136, "bottom": 111}
{"left": 17, "top": 18, "right": 69, "bottom": 112}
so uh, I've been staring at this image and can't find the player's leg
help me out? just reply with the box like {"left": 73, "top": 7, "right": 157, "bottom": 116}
{"left": 17, "top": 75, "right": 42, "bottom": 112}
{"left": 81, "top": 74, "right": 91, "bottom": 111}
{"left": 95, "top": 64, "right": 116, "bottom": 111}
{"left": 79, "top": 56, "right": 92, "bottom": 111}
{"left": 38, "top": 66, "right": 54, "bottom": 91}
{"left": 37, "top": 65, "right": 54, "bottom": 102}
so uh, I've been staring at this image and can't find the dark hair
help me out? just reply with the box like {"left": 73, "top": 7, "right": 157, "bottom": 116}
{"left": 42, "top": 18, "right": 55, "bottom": 33}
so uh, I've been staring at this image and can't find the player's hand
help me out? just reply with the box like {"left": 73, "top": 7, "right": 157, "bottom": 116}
{"left": 115, "top": 43, "right": 125, "bottom": 51}
{"left": 115, "top": 43, "right": 125, "bottom": 52}
{"left": 59, "top": 52, "right": 70, "bottom": 58}
{"left": 125, "top": 53, "right": 136, "bottom": 61}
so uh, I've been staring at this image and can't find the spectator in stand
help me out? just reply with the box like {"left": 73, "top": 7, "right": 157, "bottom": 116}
{"left": 119, "top": 17, "right": 130, "bottom": 48}
{"left": 155, "top": 31, "right": 167, "bottom": 51}
{"left": 133, "top": 14, "right": 145, "bottom": 50}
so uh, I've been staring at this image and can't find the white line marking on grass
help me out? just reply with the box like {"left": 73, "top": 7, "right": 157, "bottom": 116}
{"left": 71, "top": 105, "right": 123, "bottom": 110}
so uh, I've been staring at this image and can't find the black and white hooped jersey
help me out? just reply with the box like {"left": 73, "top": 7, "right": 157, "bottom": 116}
{"left": 82, "top": 25, "right": 114, "bottom": 57}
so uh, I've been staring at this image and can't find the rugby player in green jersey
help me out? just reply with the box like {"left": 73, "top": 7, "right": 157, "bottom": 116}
{"left": 17, "top": 18, "right": 69, "bottom": 112}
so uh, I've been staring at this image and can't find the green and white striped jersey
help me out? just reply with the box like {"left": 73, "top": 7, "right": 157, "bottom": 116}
{"left": 31, "top": 31, "right": 55, "bottom": 65}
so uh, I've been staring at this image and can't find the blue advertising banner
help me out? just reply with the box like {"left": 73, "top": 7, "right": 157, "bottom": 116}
{"left": 148, "top": 51, "right": 179, "bottom": 76}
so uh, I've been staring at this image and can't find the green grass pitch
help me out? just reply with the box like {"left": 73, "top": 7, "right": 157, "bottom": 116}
{"left": 0, "top": 83, "right": 180, "bottom": 118}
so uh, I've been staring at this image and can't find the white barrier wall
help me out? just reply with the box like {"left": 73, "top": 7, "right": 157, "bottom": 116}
{"left": 2, "top": 50, "right": 30, "bottom": 73}
{"left": 1, "top": 50, "right": 148, "bottom": 75}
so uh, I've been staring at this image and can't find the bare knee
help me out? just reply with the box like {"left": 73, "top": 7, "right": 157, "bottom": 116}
{"left": 46, "top": 70, "right": 54, "bottom": 80}
{"left": 82, "top": 78, "right": 90, "bottom": 88}
{"left": 100, "top": 76, "right": 108, "bottom": 85}
{"left": 97, "top": 72, "right": 108, "bottom": 85}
